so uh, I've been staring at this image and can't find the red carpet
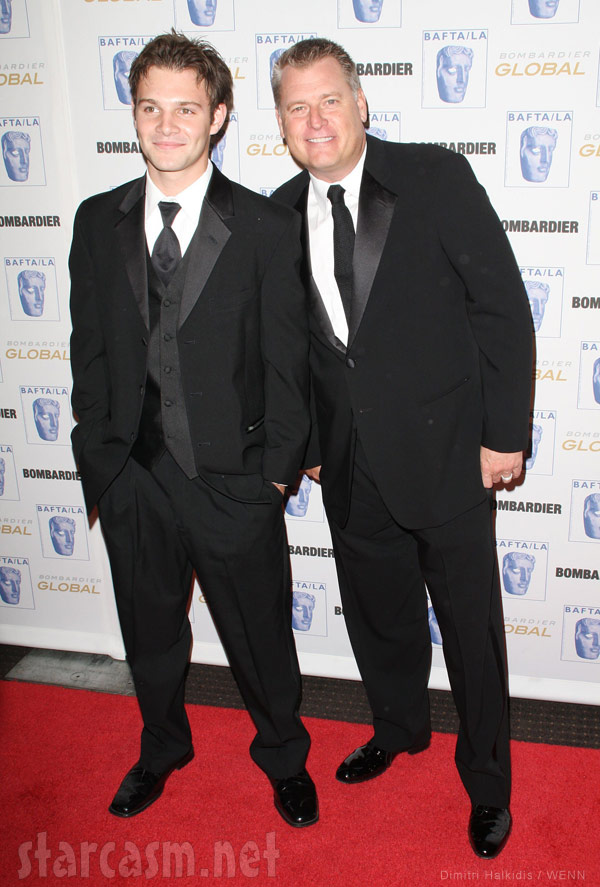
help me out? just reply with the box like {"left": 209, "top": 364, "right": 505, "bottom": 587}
{"left": 2, "top": 682, "right": 598, "bottom": 886}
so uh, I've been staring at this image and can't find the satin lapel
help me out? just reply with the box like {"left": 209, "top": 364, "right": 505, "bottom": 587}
{"left": 296, "top": 186, "right": 346, "bottom": 356}
{"left": 348, "top": 168, "right": 397, "bottom": 349}
{"left": 178, "top": 167, "right": 233, "bottom": 329}
{"left": 116, "top": 178, "right": 149, "bottom": 330}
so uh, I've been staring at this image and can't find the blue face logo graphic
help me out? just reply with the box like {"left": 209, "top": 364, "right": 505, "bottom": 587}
{"left": 583, "top": 493, "right": 600, "bottom": 540}
{"left": 428, "top": 606, "right": 442, "bottom": 645}
{"left": 366, "top": 126, "right": 388, "bottom": 141}
{"left": 524, "top": 280, "right": 549, "bottom": 332}
{"left": 353, "top": 0, "right": 383, "bottom": 23}
{"left": 292, "top": 591, "right": 315, "bottom": 631}
{"left": 285, "top": 474, "right": 313, "bottom": 517}
{"left": 187, "top": 0, "right": 217, "bottom": 26}
{"left": 574, "top": 618, "right": 600, "bottom": 660}
{"left": 502, "top": 552, "right": 535, "bottom": 596}
{"left": 2, "top": 130, "right": 30, "bottom": 182}
{"left": 113, "top": 51, "right": 138, "bottom": 105}
{"left": 0, "top": 0, "right": 12, "bottom": 34}
{"left": 526, "top": 423, "right": 543, "bottom": 470}
{"left": 49, "top": 516, "right": 76, "bottom": 556}
{"left": 529, "top": 0, "right": 560, "bottom": 18}
{"left": 436, "top": 46, "right": 473, "bottom": 104}
{"left": 18, "top": 270, "right": 46, "bottom": 317}
{"left": 593, "top": 358, "right": 600, "bottom": 405}
{"left": 520, "top": 127, "right": 557, "bottom": 183}
{"left": 0, "top": 566, "right": 20, "bottom": 605}
{"left": 0, "top": 457, "right": 4, "bottom": 496}
{"left": 210, "top": 132, "right": 226, "bottom": 171}
{"left": 33, "top": 398, "right": 60, "bottom": 441}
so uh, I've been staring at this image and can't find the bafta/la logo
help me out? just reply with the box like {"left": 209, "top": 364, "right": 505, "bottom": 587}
{"left": 587, "top": 192, "right": 600, "bottom": 265}
{"left": 367, "top": 112, "right": 401, "bottom": 144}
{"left": 255, "top": 34, "right": 317, "bottom": 110}
{"left": 285, "top": 473, "right": 325, "bottom": 523}
{"left": 525, "top": 409, "right": 556, "bottom": 475}
{"left": 292, "top": 581, "right": 328, "bottom": 637}
{"left": 19, "top": 386, "right": 72, "bottom": 446}
{"left": 98, "top": 37, "right": 153, "bottom": 111}
{"left": 5, "top": 257, "right": 60, "bottom": 322}
{"left": 0, "top": 0, "right": 30, "bottom": 39}
{"left": 0, "top": 445, "right": 19, "bottom": 501}
{"left": 561, "top": 606, "right": 600, "bottom": 663}
{"left": 421, "top": 30, "right": 488, "bottom": 109}
{"left": 519, "top": 266, "right": 563, "bottom": 338}
{"left": 337, "top": 0, "right": 402, "bottom": 29}
{"left": 0, "top": 117, "right": 46, "bottom": 187}
{"left": 497, "top": 539, "right": 549, "bottom": 601}
{"left": 505, "top": 111, "right": 572, "bottom": 187}
{"left": 577, "top": 342, "right": 600, "bottom": 410}
{"left": 173, "top": 0, "right": 235, "bottom": 31}
{"left": 36, "top": 505, "right": 89, "bottom": 561}
{"left": 511, "top": 0, "right": 581, "bottom": 25}
{"left": 569, "top": 480, "right": 600, "bottom": 543}
{"left": 0, "top": 557, "right": 34, "bottom": 610}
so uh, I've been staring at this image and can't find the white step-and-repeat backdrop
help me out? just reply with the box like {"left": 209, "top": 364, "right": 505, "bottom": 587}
{"left": 1, "top": 0, "right": 599, "bottom": 705}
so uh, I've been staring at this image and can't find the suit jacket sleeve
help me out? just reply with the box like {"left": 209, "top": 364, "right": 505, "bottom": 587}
{"left": 260, "top": 210, "right": 311, "bottom": 485}
{"left": 69, "top": 204, "right": 110, "bottom": 463}
{"left": 433, "top": 150, "right": 533, "bottom": 453}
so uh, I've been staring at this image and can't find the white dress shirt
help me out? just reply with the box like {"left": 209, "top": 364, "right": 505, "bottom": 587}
{"left": 144, "top": 162, "right": 213, "bottom": 256}
{"left": 307, "top": 146, "right": 367, "bottom": 346}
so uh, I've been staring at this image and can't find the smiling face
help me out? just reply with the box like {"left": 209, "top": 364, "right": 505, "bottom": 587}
{"left": 275, "top": 56, "right": 367, "bottom": 183}
{"left": 133, "top": 65, "right": 226, "bottom": 193}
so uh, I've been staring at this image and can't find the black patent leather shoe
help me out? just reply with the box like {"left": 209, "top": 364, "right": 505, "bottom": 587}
{"left": 271, "top": 769, "right": 319, "bottom": 828}
{"left": 108, "top": 748, "right": 194, "bottom": 818}
{"left": 468, "top": 805, "right": 512, "bottom": 858}
{"left": 336, "top": 738, "right": 427, "bottom": 784}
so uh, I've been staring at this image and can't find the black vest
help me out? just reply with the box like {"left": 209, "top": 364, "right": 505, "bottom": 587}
{"left": 130, "top": 249, "right": 197, "bottom": 478}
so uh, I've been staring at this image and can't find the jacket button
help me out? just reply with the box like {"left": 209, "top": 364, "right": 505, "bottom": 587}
{"left": 164, "top": 366, "right": 172, "bottom": 374}
{"left": 163, "top": 299, "right": 171, "bottom": 307}
{"left": 129, "top": 432, "right": 135, "bottom": 441}
{"left": 346, "top": 357, "right": 356, "bottom": 369}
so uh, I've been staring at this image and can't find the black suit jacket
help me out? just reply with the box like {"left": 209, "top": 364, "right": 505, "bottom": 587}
{"left": 273, "top": 136, "right": 533, "bottom": 529}
{"left": 70, "top": 166, "right": 309, "bottom": 513}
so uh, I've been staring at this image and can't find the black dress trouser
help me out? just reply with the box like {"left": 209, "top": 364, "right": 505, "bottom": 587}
{"left": 98, "top": 450, "right": 310, "bottom": 780}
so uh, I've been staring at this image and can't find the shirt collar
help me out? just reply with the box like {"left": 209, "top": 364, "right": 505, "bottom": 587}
{"left": 145, "top": 163, "right": 213, "bottom": 221}
{"left": 308, "top": 143, "right": 367, "bottom": 209}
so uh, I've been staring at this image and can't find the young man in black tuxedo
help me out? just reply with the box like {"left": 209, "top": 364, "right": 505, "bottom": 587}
{"left": 69, "top": 32, "right": 317, "bottom": 828}
{"left": 271, "top": 38, "right": 532, "bottom": 857}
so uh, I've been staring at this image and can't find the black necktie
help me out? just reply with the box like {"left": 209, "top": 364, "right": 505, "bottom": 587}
{"left": 327, "top": 184, "right": 355, "bottom": 324}
{"left": 151, "top": 201, "right": 181, "bottom": 287}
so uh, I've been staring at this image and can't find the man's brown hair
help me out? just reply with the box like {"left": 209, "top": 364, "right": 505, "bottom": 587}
{"left": 129, "top": 30, "right": 233, "bottom": 144}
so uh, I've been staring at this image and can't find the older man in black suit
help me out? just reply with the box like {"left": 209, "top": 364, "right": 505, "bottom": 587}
{"left": 69, "top": 32, "right": 317, "bottom": 828}
{"left": 271, "top": 38, "right": 532, "bottom": 857}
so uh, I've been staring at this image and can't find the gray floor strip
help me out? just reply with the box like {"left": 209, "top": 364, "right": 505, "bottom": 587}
{"left": 5, "top": 649, "right": 135, "bottom": 696}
